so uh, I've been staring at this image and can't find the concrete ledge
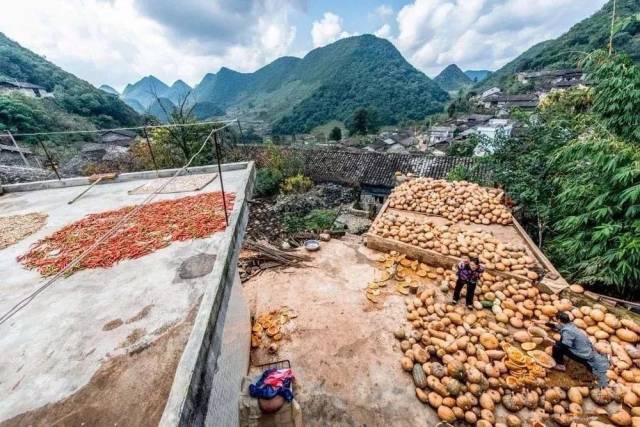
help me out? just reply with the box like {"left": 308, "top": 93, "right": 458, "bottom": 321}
{"left": 1, "top": 162, "right": 250, "bottom": 193}
{"left": 159, "top": 161, "right": 255, "bottom": 426}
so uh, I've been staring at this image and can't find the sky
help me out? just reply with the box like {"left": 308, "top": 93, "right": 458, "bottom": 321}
{"left": 0, "top": 0, "right": 608, "bottom": 91}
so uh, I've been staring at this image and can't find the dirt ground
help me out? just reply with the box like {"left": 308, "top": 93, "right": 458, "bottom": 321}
{"left": 242, "top": 235, "right": 440, "bottom": 427}
{"left": 1, "top": 303, "right": 199, "bottom": 427}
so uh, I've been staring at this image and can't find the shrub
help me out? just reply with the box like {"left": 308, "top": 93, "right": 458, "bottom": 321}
{"left": 446, "top": 165, "right": 470, "bottom": 182}
{"left": 281, "top": 174, "right": 313, "bottom": 194}
{"left": 282, "top": 209, "right": 338, "bottom": 233}
{"left": 254, "top": 167, "right": 284, "bottom": 197}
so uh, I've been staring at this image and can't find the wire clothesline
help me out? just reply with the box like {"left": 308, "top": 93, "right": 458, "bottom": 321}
{"left": 8, "top": 119, "right": 239, "bottom": 138}
{"left": 0, "top": 119, "right": 238, "bottom": 327}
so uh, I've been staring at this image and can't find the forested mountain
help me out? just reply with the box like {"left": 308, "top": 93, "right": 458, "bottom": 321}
{"left": 464, "top": 70, "right": 492, "bottom": 83}
{"left": 122, "top": 75, "right": 170, "bottom": 110}
{"left": 480, "top": 0, "right": 640, "bottom": 89}
{"left": 0, "top": 32, "right": 140, "bottom": 133}
{"left": 272, "top": 35, "right": 448, "bottom": 133}
{"left": 99, "top": 84, "right": 119, "bottom": 95}
{"left": 434, "top": 64, "right": 473, "bottom": 92}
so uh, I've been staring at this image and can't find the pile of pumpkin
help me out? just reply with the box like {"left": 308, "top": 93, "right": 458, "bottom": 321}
{"left": 386, "top": 252, "right": 640, "bottom": 426}
{"left": 371, "top": 212, "right": 539, "bottom": 280}
{"left": 387, "top": 178, "right": 512, "bottom": 225}
{"left": 251, "top": 307, "right": 298, "bottom": 352}
{"left": 367, "top": 252, "right": 450, "bottom": 303}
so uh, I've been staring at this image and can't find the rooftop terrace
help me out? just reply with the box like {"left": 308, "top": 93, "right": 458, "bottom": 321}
{"left": 0, "top": 163, "right": 254, "bottom": 426}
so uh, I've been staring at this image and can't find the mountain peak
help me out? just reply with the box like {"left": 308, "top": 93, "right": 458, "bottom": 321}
{"left": 171, "top": 79, "right": 191, "bottom": 90}
{"left": 99, "top": 84, "right": 119, "bottom": 95}
{"left": 434, "top": 64, "right": 473, "bottom": 92}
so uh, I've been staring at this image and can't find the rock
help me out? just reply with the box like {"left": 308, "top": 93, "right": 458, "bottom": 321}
{"left": 319, "top": 233, "right": 331, "bottom": 241}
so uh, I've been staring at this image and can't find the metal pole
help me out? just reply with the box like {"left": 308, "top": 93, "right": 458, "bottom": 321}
{"left": 38, "top": 139, "right": 61, "bottom": 180}
{"left": 142, "top": 127, "right": 159, "bottom": 175}
{"left": 213, "top": 131, "right": 229, "bottom": 226}
{"left": 236, "top": 119, "right": 246, "bottom": 145}
{"left": 5, "top": 131, "right": 30, "bottom": 167}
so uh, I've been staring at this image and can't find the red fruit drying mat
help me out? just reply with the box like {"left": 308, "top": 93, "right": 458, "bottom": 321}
{"left": 18, "top": 191, "right": 235, "bottom": 277}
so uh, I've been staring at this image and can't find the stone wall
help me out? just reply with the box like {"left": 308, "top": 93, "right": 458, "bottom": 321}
{"left": 0, "top": 165, "right": 51, "bottom": 185}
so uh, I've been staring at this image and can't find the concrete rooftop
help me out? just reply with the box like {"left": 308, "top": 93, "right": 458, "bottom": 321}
{"left": 0, "top": 164, "right": 251, "bottom": 425}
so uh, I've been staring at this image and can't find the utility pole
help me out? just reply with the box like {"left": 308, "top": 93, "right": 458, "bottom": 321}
{"left": 213, "top": 131, "right": 229, "bottom": 226}
{"left": 5, "top": 131, "right": 30, "bottom": 167}
{"left": 142, "top": 126, "right": 159, "bottom": 175}
{"left": 609, "top": 0, "right": 617, "bottom": 55}
{"left": 38, "top": 140, "right": 61, "bottom": 180}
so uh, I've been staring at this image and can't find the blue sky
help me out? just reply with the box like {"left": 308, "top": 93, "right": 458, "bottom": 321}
{"left": 0, "top": 0, "right": 608, "bottom": 89}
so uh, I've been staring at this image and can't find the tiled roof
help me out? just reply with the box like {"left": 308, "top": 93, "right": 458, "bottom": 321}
{"left": 229, "top": 145, "right": 491, "bottom": 188}
{"left": 0, "top": 143, "right": 33, "bottom": 155}
{"left": 0, "top": 80, "right": 46, "bottom": 90}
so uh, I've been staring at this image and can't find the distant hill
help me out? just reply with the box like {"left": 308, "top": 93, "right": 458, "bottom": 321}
{"left": 122, "top": 36, "right": 448, "bottom": 133}
{"left": 164, "top": 80, "right": 192, "bottom": 105}
{"left": 480, "top": 0, "right": 640, "bottom": 89}
{"left": 0, "top": 32, "right": 140, "bottom": 133}
{"left": 464, "top": 70, "right": 492, "bottom": 83}
{"left": 99, "top": 84, "right": 119, "bottom": 95}
{"left": 147, "top": 97, "right": 174, "bottom": 123}
{"left": 192, "top": 57, "right": 301, "bottom": 109}
{"left": 191, "top": 101, "right": 224, "bottom": 120}
{"left": 434, "top": 64, "right": 473, "bottom": 92}
{"left": 122, "top": 75, "right": 170, "bottom": 109}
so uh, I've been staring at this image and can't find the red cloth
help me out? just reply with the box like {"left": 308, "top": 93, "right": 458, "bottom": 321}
{"left": 263, "top": 368, "right": 294, "bottom": 388}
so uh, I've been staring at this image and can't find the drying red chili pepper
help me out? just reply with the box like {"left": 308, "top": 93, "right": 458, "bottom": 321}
{"left": 18, "top": 192, "right": 235, "bottom": 277}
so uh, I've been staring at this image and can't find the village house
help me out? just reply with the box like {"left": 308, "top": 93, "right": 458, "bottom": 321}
{"left": 473, "top": 119, "right": 514, "bottom": 157}
{"left": 427, "top": 125, "right": 455, "bottom": 145}
{"left": 517, "top": 69, "right": 585, "bottom": 86}
{"left": 480, "top": 87, "right": 501, "bottom": 99}
{"left": 0, "top": 143, "right": 38, "bottom": 167}
{"left": 0, "top": 80, "right": 53, "bottom": 98}
{"left": 482, "top": 93, "right": 539, "bottom": 110}
{"left": 98, "top": 129, "right": 138, "bottom": 147}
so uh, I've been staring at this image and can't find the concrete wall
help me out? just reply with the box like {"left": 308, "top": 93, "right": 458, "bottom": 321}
{"left": 1, "top": 163, "right": 249, "bottom": 193}
{"left": 160, "top": 162, "right": 255, "bottom": 427}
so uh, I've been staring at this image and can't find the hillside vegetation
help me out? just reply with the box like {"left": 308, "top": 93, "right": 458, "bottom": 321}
{"left": 480, "top": 50, "right": 640, "bottom": 298}
{"left": 0, "top": 32, "right": 140, "bottom": 133}
{"left": 481, "top": 0, "right": 640, "bottom": 89}
{"left": 271, "top": 35, "right": 449, "bottom": 133}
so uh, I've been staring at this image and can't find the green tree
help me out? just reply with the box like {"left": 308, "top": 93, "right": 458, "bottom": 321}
{"left": 329, "top": 126, "right": 342, "bottom": 141}
{"left": 583, "top": 50, "right": 640, "bottom": 143}
{"left": 349, "top": 107, "right": 369, "bottom": 135}
{"left": 484, "top": 52, "right": 640, "bottom": 297}
{"left": 348, "top": 107, "right": 379, "bottom": 135}
{"left": 550, "top": 131, "right": 640, "bottom": 294}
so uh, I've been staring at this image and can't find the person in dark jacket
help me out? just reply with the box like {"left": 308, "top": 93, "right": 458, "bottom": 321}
{"left": 541, "top": 312, "right": 610, "bottom": 388}
{"left": 452, "top": 256, "right": 484, "bottom": 308}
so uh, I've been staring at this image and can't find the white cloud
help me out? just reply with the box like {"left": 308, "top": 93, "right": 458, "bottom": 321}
{"left": 374, "top": 24, "right": 392, "bottom": 39}
{"left": 311, "top": 12, "right": 353, "bottom": 47}
{"left": 375, "top": 4, "right": 394, "bottom": 18}
{"left": 394, "top": 0, "right": 607, "bottom": 75}
{"left": 0, "top": 0, "right": 298, "bottom": 89}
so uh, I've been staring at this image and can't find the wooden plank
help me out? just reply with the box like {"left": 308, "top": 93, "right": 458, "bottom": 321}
{"left": 510, "top": 217, "right": 567, "bottom": 286}
{"left": 364, "top": 232, "right": 534, "bottom": 284}
{"left": 370, "top": 199, "right": 572, "bottom": 289}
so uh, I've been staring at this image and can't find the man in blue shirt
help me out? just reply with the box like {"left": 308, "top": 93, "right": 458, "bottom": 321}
{"left": 548, "top": 311, "right": 610, "bottom": 388}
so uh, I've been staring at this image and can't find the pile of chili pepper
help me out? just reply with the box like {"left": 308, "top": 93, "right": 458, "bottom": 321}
{"left": 18, "top": 192, "right": 235, "bottom": 277}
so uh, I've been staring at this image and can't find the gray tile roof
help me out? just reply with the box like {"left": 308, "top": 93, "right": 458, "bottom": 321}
{"left": 229, "top": 145, "right": 490, "bottom": 188}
